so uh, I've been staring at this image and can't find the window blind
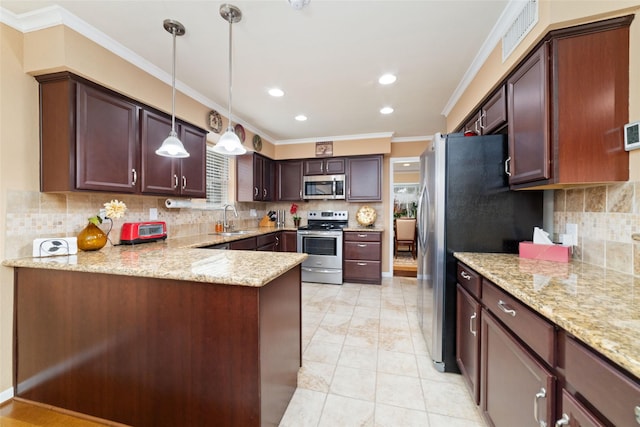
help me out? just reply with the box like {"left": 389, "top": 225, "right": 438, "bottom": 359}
{"left": 206, "top": 147, "right": 230, "bottom": 206}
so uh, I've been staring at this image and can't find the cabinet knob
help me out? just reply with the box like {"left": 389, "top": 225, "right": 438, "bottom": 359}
{"left": 555, "top": 413, "right": 569, "bottom": 427}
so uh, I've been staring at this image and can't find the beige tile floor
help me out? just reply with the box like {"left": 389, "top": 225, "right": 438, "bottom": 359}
{"left": 279, "top": 277, "right": 487, "bottom": 427}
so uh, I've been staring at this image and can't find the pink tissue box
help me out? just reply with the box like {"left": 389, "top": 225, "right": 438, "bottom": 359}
{"left": 519, "top": 241, "right": 571, "bottom": 263}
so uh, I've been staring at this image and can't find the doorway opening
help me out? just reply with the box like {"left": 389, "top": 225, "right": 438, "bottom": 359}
{"left": 389, "top": 157, "right": 419, "bottom": 277}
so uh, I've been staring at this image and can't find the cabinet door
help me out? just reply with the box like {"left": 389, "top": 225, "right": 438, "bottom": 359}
{"left": 76, "top": 83, "right": 139, "bottom": 192}
{"left": 178, "top": 124, "right": 207, "bottom": 198}
{"left": 303, "top": 159, "right": 325, "bottom": 175}
{"left": 140, "top": 109, "right": 179, "bottom": 195}
{"left": 463, "top": 112, "right": 480, "bottom": 135}
{"left": 346, "top": 155, "right": 382, "bottom": 201}
{"left": 236, "top": 154, "right": 256, "bottom": 202}
{"left": 481, "top": 85, "right": 507, "bottom": 135}
{"left": 481, "top": 309, "right": 555, "bottom": 427}
{"left": 277, "top": 161, "right": 303, "bottom": 201}
{"left": 456, "top": 285, "right": 481, "bottom": 404}
{"left": 555, "top": 389, "right": 605, "bottom": 427}
{"left": 507, "top": 44, "right": 550, "bottom": 185}
{"left": 261, "top": 156, "right": 275, "bottom": 201}
{"left": 325, "top": 158, "right": 345, "bottom": 174}
{"left": 280, "top": 231, "right": 298, "bottom": 252}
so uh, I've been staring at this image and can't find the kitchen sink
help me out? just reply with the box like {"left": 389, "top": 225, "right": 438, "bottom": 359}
{"left": 209, "top": 230, "right": 254, "bottom": 236}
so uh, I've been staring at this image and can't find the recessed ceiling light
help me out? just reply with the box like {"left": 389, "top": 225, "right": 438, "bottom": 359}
{"left": 268, "top": 88, "right": 284, "bottom": 97}
{"left": 378, "top": 73, "right": 397, "bottom": 85}
{"left": 295, "top": 114, "right": 307, "bottom": 121}
{"left": 380, "top": 107, "right": 394, "bottom": 115}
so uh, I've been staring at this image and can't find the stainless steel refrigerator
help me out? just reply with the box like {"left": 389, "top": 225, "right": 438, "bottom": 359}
{"left": 416, "top": 132, "right": 543, "bottom": 373}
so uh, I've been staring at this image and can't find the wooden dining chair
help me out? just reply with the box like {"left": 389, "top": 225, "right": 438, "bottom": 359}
{"left": 394, "top": 218, "right": 417, "bottom": 258}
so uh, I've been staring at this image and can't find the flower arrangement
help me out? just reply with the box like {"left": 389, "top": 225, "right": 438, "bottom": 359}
{"left": 290, "top": 203, "right": 300, "bottom": 221}
{"left": 88, "top": 199, "right": 128, "bottom": 225}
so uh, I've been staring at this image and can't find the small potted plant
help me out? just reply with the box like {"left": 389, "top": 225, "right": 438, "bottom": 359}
{"left": 290, "top": 203, "right": 301, "bottom": 227}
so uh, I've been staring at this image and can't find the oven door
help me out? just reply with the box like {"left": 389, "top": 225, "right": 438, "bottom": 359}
{"left": 297, "top": 230, "right": 343, "bottom": 270}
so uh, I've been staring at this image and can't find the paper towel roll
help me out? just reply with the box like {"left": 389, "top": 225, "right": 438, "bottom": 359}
{"left": 165, "top": 199, "right": 192, "bottom": 208}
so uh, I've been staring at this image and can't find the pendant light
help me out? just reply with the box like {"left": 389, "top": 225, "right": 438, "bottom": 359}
{"left": 213, "top": 4, "right": 246, "bottom": 155}
{"left": 156, "top": 19, "right": 190, "bottom": 158}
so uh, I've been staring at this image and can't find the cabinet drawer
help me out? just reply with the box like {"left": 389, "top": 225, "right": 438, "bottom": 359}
{"left": 457, "top": 263, "right": 481, "bottom": 299}
{"left": 482, "top": 279, "right": 555, "bottom": 365}
{"left": 256, "top": 233, "right": 276, "bottom": 247}
{"left": 344, "top": 260, "right": 381, "bottom": 281}
{"left": 229, "top": 237, "right": 257, "bottom": 250}
{"left": 344, "top": 241, "right": 380, "bottom": 261}
{"left": 564, "top": 336, "right": 640, "bottom": 427}
{"left": 344, "top": 231, "right": 380, "bottom": 242}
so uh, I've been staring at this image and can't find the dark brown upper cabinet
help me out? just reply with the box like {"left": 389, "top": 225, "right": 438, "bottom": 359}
{"left": 276, "top": 160, "right": 304, "bottom": 201}
{"left": 303, "top": 158, "right": 345, "bottom": 175}
{"left": 37, "top": 72, "right": 206, "bottom": 197}
{"left": 140, "top": 109, "right": 206, "bottom": 197}
{"left": 463, "top": 86, "right": 507, "bottom": 136}
{"left": 236, "top": 153, "right": 275, "bottom": 202}
{"left": 507, "top": 16, "right": 632, "bottom": 189}
{"left": 346, "top": 155, "right": 382, "bottom": 202}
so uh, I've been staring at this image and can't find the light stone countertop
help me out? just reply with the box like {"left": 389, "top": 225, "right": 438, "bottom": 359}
{"left": 3, "top": 227, "right": 306, "bottom": 288}
{"left": 454, "top": 252, "right": 640, "bottom": 380}
{"left": 343, "top": 227, "right": 385, "bottom": 232}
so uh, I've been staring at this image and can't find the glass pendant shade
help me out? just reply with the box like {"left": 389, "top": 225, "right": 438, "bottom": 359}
{"left": 213, "top": 127, "right": 246, "bottom": 155}
{"left": 156, "top": 130, "right": 190, "bottom": 158}
{"left": 157, "top": 19, "right": 189, "bottom": 158}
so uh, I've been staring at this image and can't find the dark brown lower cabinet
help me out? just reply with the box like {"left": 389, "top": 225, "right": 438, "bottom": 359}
{"left": 14, "top": 267, "right": 301, "bottom": 427}
{"left": 456, "top": 284, "right": 481, "bottom": 404}
{"left": 280, "top": 231, "right": 298, "bottom": 252}
{"left": 343, "top": 231, "right": 382, "bottom": 284}
{"left": 480, "top": 309, "right": 556, "bottom": 427}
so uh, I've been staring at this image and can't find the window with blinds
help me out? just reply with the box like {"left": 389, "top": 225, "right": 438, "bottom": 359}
{"left": 206, "top": 148, "right": 230, "bottom": 205}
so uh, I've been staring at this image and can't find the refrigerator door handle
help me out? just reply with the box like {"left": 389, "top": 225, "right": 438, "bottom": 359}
{"left": 417, "top": 184, "right": 429, "bottom": 251}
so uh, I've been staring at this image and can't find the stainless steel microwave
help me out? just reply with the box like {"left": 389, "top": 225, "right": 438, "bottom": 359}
{"left": 302, "top": 174, "right": 346, "bottom": 200}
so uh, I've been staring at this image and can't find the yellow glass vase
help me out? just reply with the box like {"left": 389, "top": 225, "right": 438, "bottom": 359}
{"left": 77, "top": 222, "right": 108, "bottom": 251}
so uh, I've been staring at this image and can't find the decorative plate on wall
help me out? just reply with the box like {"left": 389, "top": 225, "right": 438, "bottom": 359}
{"left": 356, "top": 205, "right": 377, "bottom": 226}
{"left": 253, "top": 134, "right": 262, "bottom": 152}
{"left": 234, "top": 124, "right": 245, "bottom": 142}
{"left": 207, "top": 110, "right": 222, "bottom": 133}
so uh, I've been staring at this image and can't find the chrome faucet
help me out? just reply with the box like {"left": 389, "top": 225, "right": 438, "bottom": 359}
{"left": 222, "top": 204, "right": 238, "bottom": 231}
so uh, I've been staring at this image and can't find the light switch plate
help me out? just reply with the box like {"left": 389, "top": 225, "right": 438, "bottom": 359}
{"left": 624, "top": 121, "right": 640, "bottom": 151}
{"left": 33, "top": 237, "right": 78, "bottom": 257}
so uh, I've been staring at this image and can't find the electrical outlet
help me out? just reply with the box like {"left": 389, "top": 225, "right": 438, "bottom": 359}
{"left": 565, "top": 223, "right": 578, "bottom": 246}
{"left": 99, "top": 208, "right": 107, "bottom": 221}
{"left": 149, "top": 208, "right": 158, "bottom": 220}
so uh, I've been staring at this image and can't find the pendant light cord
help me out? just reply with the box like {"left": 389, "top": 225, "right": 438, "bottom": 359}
{"left": 171, "top": 27, "right": 177, "bottom": 134}
{"left": 227, "top": 16, "right": 233, "bottom": 132}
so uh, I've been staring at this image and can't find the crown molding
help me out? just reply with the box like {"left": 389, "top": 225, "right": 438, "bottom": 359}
{"left": 441, "top": 0, "right": 531, "bottom": 117}
{"left": 275, "top": 132, "right": 394, "bottom": 146}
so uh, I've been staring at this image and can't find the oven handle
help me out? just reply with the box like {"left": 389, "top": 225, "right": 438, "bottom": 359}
{"left": 302, "top": 267, "right": 340, "bottom": 274}
{"left": 297, "top": 230, "right": 342, "bottom": 236}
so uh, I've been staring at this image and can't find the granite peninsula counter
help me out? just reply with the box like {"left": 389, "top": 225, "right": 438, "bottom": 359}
{"left": 3, "top": 231, "right": 307, "bottom": 427}
{"left": 454, "top": 252, "right": 640, "bottom": 380}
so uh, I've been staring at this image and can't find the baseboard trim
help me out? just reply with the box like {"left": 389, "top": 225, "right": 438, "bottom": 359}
{"left": 0, "top": 387, "right": 14, "bottom": 404}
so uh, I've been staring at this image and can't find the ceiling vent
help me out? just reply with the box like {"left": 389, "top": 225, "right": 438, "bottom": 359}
{"left": 502, "top": 0, "right": 539, "bottom": 62}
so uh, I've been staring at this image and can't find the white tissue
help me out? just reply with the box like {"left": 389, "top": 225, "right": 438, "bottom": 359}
{"left": 533, "top": 227, "right": 553, "bottom": 244}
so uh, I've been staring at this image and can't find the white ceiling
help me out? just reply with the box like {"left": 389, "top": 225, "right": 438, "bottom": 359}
{"left": 1, "top": 0, "right": 518, "bottom": 144}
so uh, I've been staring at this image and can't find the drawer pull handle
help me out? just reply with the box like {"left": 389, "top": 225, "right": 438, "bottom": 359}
{"left": 534, "top": 387, "right": 546, "bottom": 425}
{"left": 498, "top": 300, "right": 516, "bottom": 317}
{"left": 358, "top": 234, "right": 368, "bottom": 238}
{"left": 357, "top": 244, "right": 367, "bottom": 248}
{"left": 357, "top": 262, "right": 367, "bottom": 266}
{"left": 635, "top": 405, "right": 640, "bottom": 424}
{"left": 461, "top": 271, "right": 471, "bottom": 280}
{"left": 131, "top": 168, "right": 137, "bottom": 186}
{"left": 555, "top": 413, "right": 569, "bottom": 427}
{"left": 173, "top": 174, "right": 179, "bottom": 189}
{"left": 469, "top": 312, "right": 477, "bottom": 337}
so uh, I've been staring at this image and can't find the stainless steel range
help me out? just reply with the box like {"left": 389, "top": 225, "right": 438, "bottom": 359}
{"left": 297, "top": 210, "right": 348, "bottom": 285}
